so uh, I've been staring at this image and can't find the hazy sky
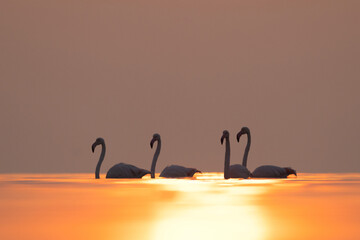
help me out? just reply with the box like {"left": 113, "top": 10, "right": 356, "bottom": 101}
{"left": 1, "top": 0, "right": 359, "bottom": 173}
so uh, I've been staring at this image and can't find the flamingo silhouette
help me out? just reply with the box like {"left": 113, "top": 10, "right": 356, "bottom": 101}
{"left": 150, "top": 133, "right": 201, "bottom": 178}
{"left": 236, "top": 127, "right": 297, "bottom": 178}
{"left": 92, "top": 138, "right": 150, "bottom": 179}
{"left": 221, "top": 130, "right": 251, "bottom": 179}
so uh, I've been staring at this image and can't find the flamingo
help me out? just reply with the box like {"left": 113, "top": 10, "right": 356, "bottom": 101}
{"left": 92, "top": 138, "right": 150, "bottom": 179}
{"left": 236, "top": 127, "right": 297, "bottom": 178}
{"left": 150, "top": 133, "right": 201, "bottom": 178}
{"left": 221, "top": 130, "right": 251, "bottom": 179}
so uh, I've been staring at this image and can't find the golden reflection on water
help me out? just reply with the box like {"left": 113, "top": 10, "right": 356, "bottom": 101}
{"left": 0, "top": 173, "right": 360, "bottom": 240}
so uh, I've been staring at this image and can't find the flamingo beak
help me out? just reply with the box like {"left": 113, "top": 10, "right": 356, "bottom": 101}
{"left": 221, "top": 136, "right": 225, "bottom": 145}
{"left": 236, "top": 132, "right": 241, "bottom": 142}
{"left": 150, "top": 138, "right": 155, "bottom": 149}
{"left": 91, "top": 142, "right": 97, "bottom": 153}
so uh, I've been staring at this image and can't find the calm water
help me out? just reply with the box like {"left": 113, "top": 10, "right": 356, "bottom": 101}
{"left": 0, "top": 173, "right": 359, "bottom": 240}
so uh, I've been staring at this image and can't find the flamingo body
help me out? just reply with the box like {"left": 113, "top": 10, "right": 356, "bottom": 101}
{"left": 160, "top": 165, "right": 201, "bottom": 178}
{"left": 106, "top": 163, "right": 150, "bottom": 178}
{"left": 252, "top": 165, "right": 296, "bottom": 178}
{"left": 229, "top": 164, "right": 251, "bottom": 178}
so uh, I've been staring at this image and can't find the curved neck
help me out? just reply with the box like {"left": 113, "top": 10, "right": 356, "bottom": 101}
{"left": 242, "top": 133, "right": 251, "bottom": 167}
{"left": 151, "top": 139, "right": 161, "bottom": 178}
{"left": 95, "top": 143, "right": 105, "bottom": 179}
{"left": 224, "top": 137, "right": 230, "bottom": 179}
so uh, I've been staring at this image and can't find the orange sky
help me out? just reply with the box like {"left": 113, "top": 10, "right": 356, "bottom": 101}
{"left": 0, "top": 0, "right": 359, "bottom": 173}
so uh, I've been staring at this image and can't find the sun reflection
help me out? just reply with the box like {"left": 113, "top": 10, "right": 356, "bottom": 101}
{"left": 149, "top": 174, "right": 268, "bottom": 240}
{"left": 151, "top": 205, "right": 265, "bottom": 240}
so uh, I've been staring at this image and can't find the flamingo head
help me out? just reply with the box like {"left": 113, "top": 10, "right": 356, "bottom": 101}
{"left": 150, "top": 133, "right": 161, "bottom": 148}
{"left": 221, "top": 130, "right": 229, "bottom": 145}
{"left": 92, "top": 138, "right": 104, "bottom": 152}
{"left": 188, "top": 168, "right": 202, "bottom": 177}
{"left": 236, "top": 127, "right": 250, "bottom": 142}
{"left": 285, "top": 167, "right": 297, "bottom": 176}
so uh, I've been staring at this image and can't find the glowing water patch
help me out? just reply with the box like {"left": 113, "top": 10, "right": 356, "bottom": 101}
{"left": 151, "top": 204, "right": 265, "bottom": 240}
{"left": 149, "top": 176, "right": 267, "bottom": 240}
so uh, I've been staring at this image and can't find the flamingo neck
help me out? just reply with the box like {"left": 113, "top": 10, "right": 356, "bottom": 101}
{"left": 95, "top": 143, "right": 105, "bottom": 179}
{"left": 224, "top": 137, "right": 230, "bottom": 179}
{"left": 151, "top": 139, "right": 161, "bottom": 178}
{"left": 242, "top": 132, "right": 251, "bottom": 167}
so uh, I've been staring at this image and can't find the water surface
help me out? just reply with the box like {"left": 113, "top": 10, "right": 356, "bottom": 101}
{"left": 0, "top": 173, "right": 359, "bottom": 240}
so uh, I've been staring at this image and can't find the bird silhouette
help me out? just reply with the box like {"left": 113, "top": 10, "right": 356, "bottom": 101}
{"left": 92, "top": 138, "right": 150, "bottom": 179}
{"left": 236, "top": 127, "right": 297, "bottom": 178}
{"left": 150, "top": 133, "right": 201, "bottom": 178}
{"left": 221, "top": 130, "right": 251, "bottom": 179}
